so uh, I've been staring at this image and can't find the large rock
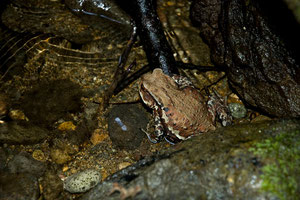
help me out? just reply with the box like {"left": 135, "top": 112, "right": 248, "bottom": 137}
{"left": 80, "top": 119, "right": 300, "bottom": 199}
{"left": 7, "top": 152, "right": 46, "bottom": 177}
{"left": 1, "top": 0, "right": 130, "bottom": 44}
{"left": 0, "top": 122, "right": 49, "bottom": 144}
{"left": 0, "top": 173, "right": 39, "bottom": 200}
{"left": 108, "top": 104, "right": 148, "bottom": 150}
{"left": 190, "top": 0, "right": 300, "bottom": 117}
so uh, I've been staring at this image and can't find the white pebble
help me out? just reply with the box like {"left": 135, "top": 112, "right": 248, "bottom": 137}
{"left": 64, "top": 169, "right": 101, "bottom": 193}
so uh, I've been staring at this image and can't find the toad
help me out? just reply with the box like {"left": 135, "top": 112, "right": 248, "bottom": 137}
{"left": 139, "top": 68, "right": 231, "bottom": 144}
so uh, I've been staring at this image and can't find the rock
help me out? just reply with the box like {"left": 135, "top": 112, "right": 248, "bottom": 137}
{"left": 0, "top": 94, "right": 8, "bottom": 118}
{"left": 0, "top": 147, "right": 7, "bottom": 171}
{"left": 0, "top": 173, "right": 39, "bottom": 200}
{"left": 8, "top": 110, "right": 28, "bottom": 121}
{"left": 41, "top": 169, "right": 64, "bottom": 200}
{"left": 90, "top": 130, "right": 108, "bottom": 145}
{"left": 64, "top": 0, "right": 130, "bottom": 25}
{"left": 282, "top": 0, "right": 300, "bottom": 24}
{"left": 32, "top": 150, "right": 46, "bottom": 162}
{"left": 228, "top": 103, "right": 247, "bottom": 119}
{"left": 66, "top": 119, "right": 95, "bottom": 146}
{"left": 81, "top": 119, "right": 300, "bottom": 199}
{"left": 50, "top": 148, "right": 72, "bottom": 165}
{"left": 118, "top": 162, "right": 131, "bottom": 170}
{"left": 190, "top": 0, "right": 300, "bottom": 117}
{"left": 1, "top": 0, "right": 130, "bottom": 44}
{"left": 20, "top": 80, "right": 83, "bottom": 127}
{"left": 0, "top": 121, "right": 49, "bottom": 144}
{"left": 64, "top": 169, "right": 102, "bottom": 193}
{"left": 7, "top": 152, "right": 46, "bottom": 177}
{"left": 108, "top": 104, "right": 148, "bottom": 150}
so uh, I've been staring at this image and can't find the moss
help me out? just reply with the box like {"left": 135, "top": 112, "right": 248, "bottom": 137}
{"left": 249, "top": 130, "right": 300, "bottom": 199}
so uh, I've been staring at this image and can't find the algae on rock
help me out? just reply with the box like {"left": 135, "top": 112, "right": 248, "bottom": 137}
{"left": 250, "top": 130, "right": 300, "bottom": 199}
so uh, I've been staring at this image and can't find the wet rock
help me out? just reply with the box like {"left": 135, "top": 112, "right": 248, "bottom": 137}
{"left": 8, "top": 110, "right": 28, "bottom": 121}
{"left": 1, "top": 0, "right": 130, "bottom": 44}
{"left": 64, "top": 169, "right": 102, "bottom": 193}
{"left": 190, "top": 0, "right": 300, "bottom": 117}
{"left": 0, "top": 147, "right": 7, "bottom": 171}
{"left": 7, "top": 152, "right": 46, "bottom": 178}
{"left": 50, "top": 148, "right": 72, "bottom": 165}
{"left": 0, "top": 94, "right": 8, "bottom": 119}
{"left": 81, "top": 119, "right": 300, "bottom": 199}
{"left": 64, "top": 0, "right": 130, "bottom": 25}
{"left": 66, "top": 119, "right": 96, "bottom": 146}
{"left": 32, "top": 149, "right": 46, "bottom": 162}
{"left": 282, "top": 0, "right": 300, "bottom": 23}
{"left": 50, "top": 137, "right": 79, "bottom": 165}
{"left": 228, "top": 103, "right": 247, "bottom": 119}
{"left": 0, "top": 121, "right": 49, "bottom": 144}
{"left": 108, "top": 104, "right": 148, "bottom": 150}
{"left": 20, "top": 80, "right": 83, "bottom": 127}
{"left": 0, "top": 173, "right": 39, "bottom": 200}
{"left": 41, "top": 169, "right": 64, "bottom": 200}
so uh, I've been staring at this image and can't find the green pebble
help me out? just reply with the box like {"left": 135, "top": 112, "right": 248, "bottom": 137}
{"left": 228, "top": 103, "right": 247, "bottom": 119}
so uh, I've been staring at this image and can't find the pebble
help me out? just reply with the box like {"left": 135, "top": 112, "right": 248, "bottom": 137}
{"left": 58, "top": 121, "right": 76, "bottom": 131}
{"left": 63, "top": 169, "right": 102, "bottom": 193}
{"left": 50, "top": 148, "right": 72, "bottom": 165}
{"left": 228, "top": 103, "right": 247, "bottom": 119}
{"left": 9, "top": 110, "right": 28, "bottom": 121}
{"left": 90, "top": 129, "right": 108, "bottom": 145}
{"left": 118, "top": 162, "right": 131, "bottom": 170}
{"left": 7, "top": 152, "right": 46, "bottom": 178}
{"left": 32, "top": 150, "right": 46, "bottom": 162}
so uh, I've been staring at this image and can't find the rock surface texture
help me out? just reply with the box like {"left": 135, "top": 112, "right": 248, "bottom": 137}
{"left": 81, "top": 119, "right": 300, "bottom": 199}
{"left": 190, "top": 0, "right": 300, "bottom": 117}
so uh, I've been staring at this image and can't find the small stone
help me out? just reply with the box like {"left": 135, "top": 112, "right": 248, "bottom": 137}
{"left": 50, "top": 149, "right": 72, "bottom": 165}
{"left": 118, "top": 162, "right": 132, "bottom": 170}
{"left": 64, "top": 169, "right": 101, "bottom": 193}
{"left": 251, "top": 115, "right": 271, "bottom": 123}
{"left": 167, "top": 1, "right": 175, "bottom": 6}
{"left": 32, "top": 150, "right": 46, "bottom": 162}
{"left": 228, "top": 103, "right": 247, "bottom": 119}
{"left": 90, "top": 129, "right": 108, "bottom": 145}
{"left": 63, "top": 165, "right": 69, "bottom": 172}
{"left": 58, "top": 121, "right": 76, "bottom": 131}
{"left": 9, "top": 110, "right": 28, "bottom": 121}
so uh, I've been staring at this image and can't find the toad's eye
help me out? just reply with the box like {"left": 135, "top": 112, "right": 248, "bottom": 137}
{"left": 163, "top": 107, "right": 169, "bottom": 112}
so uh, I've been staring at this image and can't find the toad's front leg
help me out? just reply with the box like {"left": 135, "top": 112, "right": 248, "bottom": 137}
{"left": 142, "top": 109, "right": 164, "bottom": 144}
{"left": 207, "top": 91, "right": 232, "bottom": 127}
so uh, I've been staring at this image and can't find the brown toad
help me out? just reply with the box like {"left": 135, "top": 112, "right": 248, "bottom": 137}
{"left": 139, "top": 68, "right": 231, "bottom": 143}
